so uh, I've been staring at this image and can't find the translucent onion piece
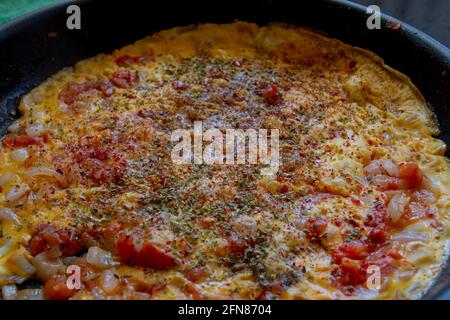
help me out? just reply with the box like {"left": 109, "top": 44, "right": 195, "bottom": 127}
{"left": 0, "top": 172, "right": 14, "bottom": 187}
{"left": 11, "top": 250, "right": 36, "bottom": 276}
{"left": 391, "top": 231, "right": 429, "bottom": 243}
{"left": 7, "top": 121, "right": 21, "bottom": 134}
{"left": 0, "top": 237, "right": 14, "bottom": 257}
{"left": 421, "top": 176, "right": 441, "bottom": 195}
{"left": 86, "top": 246, "right": 118, "bottom": 269}
{"left": 100, "top": 269, "right": 121, "bottom": 294}
{"left": 0, "top": 208, "right": 19, "bottom": 223}
{"left": 11, "top": 148, "right": 29, "bottom": 162}
{"left": 387, "top": 192, "right": 410, "bottom": 223}
{"left": 363, "top": 160, "right": 382, "bottom": 176}
{"left": 1, "top": 285, "right": 18, "bottom": 300}
{"left": 16, "top": 289, "right": 44, "bottom": 300}
{"left": 6, "top": 184, "right": 30, "bottom": 204}
{"left": 26, "top": 167, "right": 66, "bottom": 186}
{"left": 25, "top": 123, "right": 45, "bottom": 137}
{"left": 33, "top": 252, "right": 65, "bottom": 281}
{"left": 380, "top": 159, "right": 399, "bottom": 177}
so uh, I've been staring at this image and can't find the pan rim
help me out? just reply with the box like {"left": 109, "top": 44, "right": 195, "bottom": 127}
{"left": 0, "top": 0, "right": 449, "bottom": 300}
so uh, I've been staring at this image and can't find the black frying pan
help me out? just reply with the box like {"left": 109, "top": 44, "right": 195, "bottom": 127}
{"left": 0, "top": 0, "right": 449, "bottom": 299}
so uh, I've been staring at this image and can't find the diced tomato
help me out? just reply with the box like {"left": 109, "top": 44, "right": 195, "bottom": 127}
{"left": 364, "top": 248, "right": 402, "bottom": 278}
{"left": 332, "top": 241, "right": 369, "bottom": 264}
{"left": 44, "top": 276, "right": 76, "bottom": 300}
{"left": 365, "top": 161, "right": 423, "bottom": 190}
{"left": 185, "top": 266, "right": 208, "bottom": 283}
{"left": 365, "top": 199, "right": 387, "bottom": 228}
{"left": 71, "top": 138, "right": 128, "bottom": 184}
{"left": 117, "top": 234, "right": 179, "bottom": 270}
{"left": 228, "top": 235, "right": 249, "bottom": 255}
{"left": 115, "top": 54, "right": 152, "bottom": 66}
{"left": 396, "top": 163, "right": 422, "bottom": 188}
{"left": 55, "top": 229, "right": 84, "bottom": 256}
{"left": 136, "top": 242, "right": 178, "bottom": 270}
{"left": 384, "top": 248, "right": 403, "bottom": 260}
{"left": 184, "top": 283, "right": 203, "bottom": 300}
{"left": 397, "top": 163, "right": 419, "bottom": 179}
{"left": 58, "top": 80, "right": 114, "bottom": 105}
{"left": 279, "top": 183, "right": 289, "bottom": 194}
{"left": 30, "top": 225, "right": 83, "bottom": 257}
{"left": 198, "top": 217, "right": 215, "bottom": 228}
{"left": 136, "top": 109, "right": 153, "bottom": 118}
{"left": 334, "top": 258, "right": 367, "bottom": 286}
{"left": 115, "top": 55, "right": 135, "bottom": 66}
{"left": 262, "top": 84, "right": 281, "bottom": 105}
{"left": 116, "top": 234, "right": 136, "bottom": 263}
{"left": 172, "top": 80, "right": 189, "bottom": 91}
{"left": 30, "top": 234, "right": 46, "bottom": 256}
{"left": 110, "top": 70, "right": 137, "bottom": 88}
{"left": 368, "top": 228, "right": 389, "bottom": 244}
{"left": 306, "top": 218, "right": 328, "bottom": 238}
{"left": 90, "top": 225, "right": 122, "bottom": 251}
{"left": 2, "top": 134, "right": 43, "bottom": 148}
{"left": 97, "top": 80, "right": 115, "bottom": 97}
{"left": 150, "top": 282, "right": 167, "bottom": 295}
{"left": 216, "top": 234, "right": 251, "bottom": 257}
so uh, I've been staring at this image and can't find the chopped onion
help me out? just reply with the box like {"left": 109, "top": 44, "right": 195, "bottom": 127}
{"left": 384, "top": 190, "right": 402, "bottom": 201}
{"left": 356, "top": 288, "right": 380, "bottom": 299}
{"left": 86, "top": 246, "right": 118, "bottom": 269}
{"left": 25, "top": 123, "right": 45, "bottom": 137}
{"left": 7, "top": 121, "right": 21, "bottom": 134}
{"left": 11, "top": 148, "right": 29, "bottom": 162}
{"left": 391, "top": 231, "right": 429, "bottom": 243}
{"left": 381, "top": 159, "right": 399, "bottom": 177}
{"left": 387, "top": 192, "right": 410, "bottom": 223}
{"left": 0, "top": 172, "right": 14, "bottom": 187}
{"left": 354, "top": 175, "right": 369, "bottom": 187}
{"left": 412, "top": 189, "right": 436, "bottom": 205}
{"left": 1, "top": 285, "right": 18, "bottom": 300}
{"left": 16, "top": 289, "right": 44, "bottom": 300}
{"left": 123, "top": 284, "right": 150, "bottom": 300}
{"left": 33, "top": 252, "right": 65, "bottom": 281}
{"left": 363, "top": 160, "right": 382, "bottom": 176}
{"left": 406, "top": 245, "right": 433, "bottom": 265}
{"left": 0, "top": 208, "right": 19, "bottom": 223}
{"left": 26, "top": 167, "right": 66, "bottom": 186}
{"left": 0, "top": 237, "right": 13, "bottom": 257}
{"left": 421, "top": 176, "right": 441, "bottom": 195}
{"left": 9, "top": 249, "right": 36, "bottom": 276}
{"left": 91, "top": 287, "right": 106, "bottom": 300}
{"left": 99, "top": 269, "right": 120, "bottom": 294}
{"left": 22, "top": 92, "right": 42, "bottom": 109}
{"left": 405, "top": 220, "right": 432, "bottom": 233}
{"left": 6, "top": 183, "right": 30, "bottom": 204}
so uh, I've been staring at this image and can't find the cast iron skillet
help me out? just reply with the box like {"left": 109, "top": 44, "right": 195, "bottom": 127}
{"left": 0, "top": 0, "right": 449, "bottom": 299}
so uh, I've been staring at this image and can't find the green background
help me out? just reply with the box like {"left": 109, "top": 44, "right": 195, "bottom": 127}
{"left": 0, "top": 0, "right": 63, "bottom": 24}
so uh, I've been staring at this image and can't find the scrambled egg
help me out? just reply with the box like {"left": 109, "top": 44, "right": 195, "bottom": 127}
{"left": 0, "top": 22, "right": 449, "bottom": 300}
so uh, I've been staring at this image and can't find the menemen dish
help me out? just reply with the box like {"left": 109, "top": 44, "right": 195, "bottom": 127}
{"left": 0, "top": 22, "right": 449, "bottom": 300}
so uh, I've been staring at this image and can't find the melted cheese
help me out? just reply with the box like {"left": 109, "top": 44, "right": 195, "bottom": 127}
{"left": 0, "top": 22, "right": 449, "bottom": 300}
